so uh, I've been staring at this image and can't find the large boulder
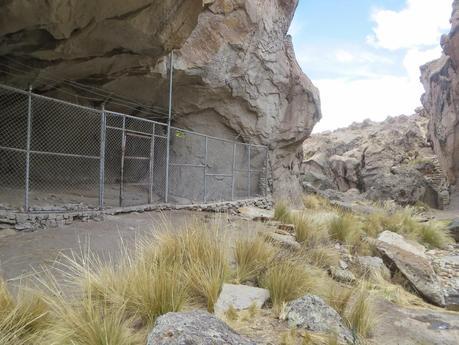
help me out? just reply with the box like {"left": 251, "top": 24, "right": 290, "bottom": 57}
{"left": 301, "top": 113, "right": 449, "bottom": 208}
{"left": 0, "top": 0, "right": 321, "bottom": 202}
{"left": 214, "top": 284, "right": 270, "bottom": 317}
{"left": 284, "top": 294, "right": 353, "bottom": 343}
{"left": 447, "top": 219, "right": 459, "bottom": 242}
{"left": 147, "top": 310, "right": 256, "bottom": 345}
{"left": 372, "top": 298, "right": 459, "bottom": 345}
{"left": 376, "top": 231, "right": 445, "bottom": 306}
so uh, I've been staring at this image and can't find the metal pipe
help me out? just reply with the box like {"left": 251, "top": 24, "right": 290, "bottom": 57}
{"left": 231, "top": 143, "right": 236, "bottom": 201}
{"left": 24, "top": 85, "right": 32, "bottom": 212}
{"left": 165, "top": 50, "right": 174, "bottom": 203}
{"left": 204, "top": 136, "right": 208, "bottom": 203}
{"left": 99, "top": 104, "right": 106, "bottom": 210}
{"left": 149, "top": 123, "right": 156, "bottom": 204}
{"left": 248, "top": 144, "right": 251, "bottom": 198}
{"left": 120, "top": 116, "right": 126, "bottom": 207}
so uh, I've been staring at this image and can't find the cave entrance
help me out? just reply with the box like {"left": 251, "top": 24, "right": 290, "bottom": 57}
{"left": 0, "top": 83, "right": 269, "bottom": 213}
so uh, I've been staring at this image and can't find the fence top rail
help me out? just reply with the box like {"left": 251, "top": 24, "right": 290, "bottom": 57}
{"left": 0, "top": 83, "right": 268, "bottom": 150}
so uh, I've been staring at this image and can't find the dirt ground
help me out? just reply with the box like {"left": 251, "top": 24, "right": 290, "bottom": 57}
{"left": 0, "top": 210, "right": 257, "bottom": 285}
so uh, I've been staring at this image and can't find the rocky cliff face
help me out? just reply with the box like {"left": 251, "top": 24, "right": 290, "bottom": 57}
{"left": 302, "top": 112, "right": 450, "bottom": 208}
{"left": 0, "top": 0, "right": 321, "bottom": 201}
{"left": 421, "top": 0, "right": 459, "bottom": 188}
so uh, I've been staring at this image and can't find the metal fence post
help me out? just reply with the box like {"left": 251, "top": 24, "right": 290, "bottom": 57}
{"left": 99, "top": 105, "right": 106, "bottom": 210}
{"left": 149, "top": 123, "right": 156, "bottom": 204}
{"left": 248, "top": 144, "right": 251, "bottom": 198}
{"left": 265, "top": 148, "right": 269, "bottom": 197}
{"left": 203, "top": 136, "right": 208, "bottom": 203}
{"left": 24, "top": 85, "right": 32, "bottom": 212}
{"left": 119, "top": 116, "right": 126, "bottom": 207}
{"left": 165, "top": 51, "right": 174, "bottom": 203}
{"left": 231, "top": 143, "right": 236, "bottom": 201}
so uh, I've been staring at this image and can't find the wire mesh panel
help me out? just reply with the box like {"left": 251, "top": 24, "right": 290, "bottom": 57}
{"left": 28, "top": 95, "right": 101, "bottom": 210}
{"left": 168, "top": 129, "right": 206, "bottom": 203}
{"left": 0, "top": 86, "right": 28, "bottom": 210}
{"left": 0, "top": 84, "right": 269, "bottom": 212}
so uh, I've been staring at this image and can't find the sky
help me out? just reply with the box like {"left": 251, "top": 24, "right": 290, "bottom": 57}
{"left": 290, "top": 0, "right": 452, "bottom": 132}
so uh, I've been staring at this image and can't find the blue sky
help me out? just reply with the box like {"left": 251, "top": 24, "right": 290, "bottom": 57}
{"left": 290, "top": 0, "right": 452, "bottom": 132}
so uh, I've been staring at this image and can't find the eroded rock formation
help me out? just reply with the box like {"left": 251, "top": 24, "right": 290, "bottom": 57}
{"left": 301, "top": 112, "right": 450, "bottom": 208}
{"left": 0, "top": 0, "right": 321, "bottom": 201}
{"left": 421, "top": 0, "right": 459, "bottom": 188}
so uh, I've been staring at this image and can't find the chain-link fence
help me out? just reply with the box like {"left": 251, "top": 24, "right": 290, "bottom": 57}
{"left": 0, "top": 84, "right": 268, "bottom": 212}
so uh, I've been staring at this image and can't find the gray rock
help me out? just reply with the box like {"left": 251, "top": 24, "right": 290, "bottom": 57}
{"left": 265, "top": 232, "right": 301, "bottom": 251}
{"left": 376, "top": 231, "right": 445, "bottom": 306}
{"left": 285, "top": 295, "right": 353, "bottom": 343}
{"left": 356, "top": 256, "right": 390, "bottom": 279}
{"left": 214, "top": 284, "right": 270, "bottom": 317}
{"left": 147, "top": 310, "right": 255, "bottom": 345}
{"left": 329, "top": 266, "right": 356, "bottom": 283}
{"left": 447, "top": 219, "right": 459, "bottom": 242}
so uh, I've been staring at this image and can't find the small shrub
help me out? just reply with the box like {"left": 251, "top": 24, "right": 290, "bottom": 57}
{"left": 233, "top": 235, "right": 277, "bottom": 284}
{"left": 260, "top": 260, "right": 314, "bottom": 312}
{"left": 274, "top": 201, "right": 292, "bottom": 223}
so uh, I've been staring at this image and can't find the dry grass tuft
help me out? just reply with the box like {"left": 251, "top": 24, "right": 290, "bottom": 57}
{"left": 292, "top": 213, "right": 329, "bottom": 246}
{"left": 302, "top": 194, "right": 331, "bottom": 210}
{"left": 326, "top": 283, "right": 353, "bottom": 316}
{"left": 260, "top": 260, "right": 315, "bottom": 312}
{"left": 345, "top": 283, "right": 375, "bottom": 339}
{"left": 233, "top": 235, "right": 278, "bottom": 284}
{"left": 303, "top": 247, "right": 340, "bottom": 270}
{"left": 328, "top": 213, "right": 362, "bottom": 246}
{"left": 274, "top": 201, "right": 292, "bottom": 223}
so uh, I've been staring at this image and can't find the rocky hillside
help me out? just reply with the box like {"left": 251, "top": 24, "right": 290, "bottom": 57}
{"left": 0, "top": 0, "right": 321, "bottom": 201}
{"left": 421, "top": 0, "right": 459, "bottom": 189}
{"left": 301, "top": 111, "right": 450, "bottom": 209}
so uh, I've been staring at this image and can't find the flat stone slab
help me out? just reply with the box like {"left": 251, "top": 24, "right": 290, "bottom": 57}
{"left": 147, "top": 311, "right": 256, "bottom": 345}
{"left": 238, "top": 206, "right": 273, "bottom": 221}
{"left": 378, "top": 231, "right": 427, "bottom": 258}
{"left": 377, "top": 231, "right": 445, "bottom": 306}
{"left": 214, "top": 284, "right": 270, "bottom": 317}
{"left": 265, "top": 232, "right": 301, "bottom": 251}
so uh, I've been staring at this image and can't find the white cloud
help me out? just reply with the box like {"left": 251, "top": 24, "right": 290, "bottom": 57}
{"left": 309, "top": 0, "right": 452, "bottom": 132}
{"left": 313, "top": 75, "right": 424, "bottom": 133}
{"left": 368, "top": 0, "right": 451, "bottom": 50}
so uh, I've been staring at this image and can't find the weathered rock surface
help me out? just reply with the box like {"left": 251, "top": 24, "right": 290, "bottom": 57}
{"left": 301, "top": 113, "right": 450, "bottom": 208}
{"left": 147, "top": 310, "right": 256, "bottom": 345}
{"left": 214, "top": 284, "right": 270, "bottom": 317}
{"left": 376, "top": 231, "right": 445, "bottom": 306}
{"left": 356, "top": 256, "right": 391, "bottom": 279}
{"left": 265, "top": 232, "right": 301, "bottom": 251}
{"left": 0, "top": 0, "right": 321, "bottom": 201}
{"left": 421, "top": 0, "right": 459, "bottom": 188}
{"left": 372, "top": 298, "right": 459, "bottom": 345}
{"left": 285, "top": 294, "right": 353, "bottom": 343}
{"left": 328, "top": 266, "right": 356, "bottom": 284}
{"left": 448, "top": 219, "right": 459, "bottom": 242}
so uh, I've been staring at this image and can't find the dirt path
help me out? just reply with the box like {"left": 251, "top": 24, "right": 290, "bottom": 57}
{"left": 0, "top": 210, "right": 218, "bottom": 284}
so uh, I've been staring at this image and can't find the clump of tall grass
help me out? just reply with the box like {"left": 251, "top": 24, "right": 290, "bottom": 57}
{"left": 361, "top": 209, "right": 453, "bottom": 249}
{"left": 345, "top": 283, "right": 375, "bottom": 339}
{"left": 303, "top": 247, "right": 340, "bottom": 269}
{"left": 274, "top": 201, "right": 292, "bottom": 223}
{"left": 153, "top": 221, "right": 229, "bottom": 312}
{"left": 233, "top": 235, "right": 278, "bottom": 284}
{"left": 328, "top": 213, "right": 362, "bottom": 246}
{"left": 44, "top": 294, "right": 142, "bottom": 345}
{"left": 260, "top": 260, "right": 316, "bottom": 312}
{"left": 291, "top": 213, "right": 329, "bottom": 246}
{"left": 302, "top": 194, "right": 330, "bottom": 210}
{"left": 0, "top": 280, "right": 49, "bottom": 345}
